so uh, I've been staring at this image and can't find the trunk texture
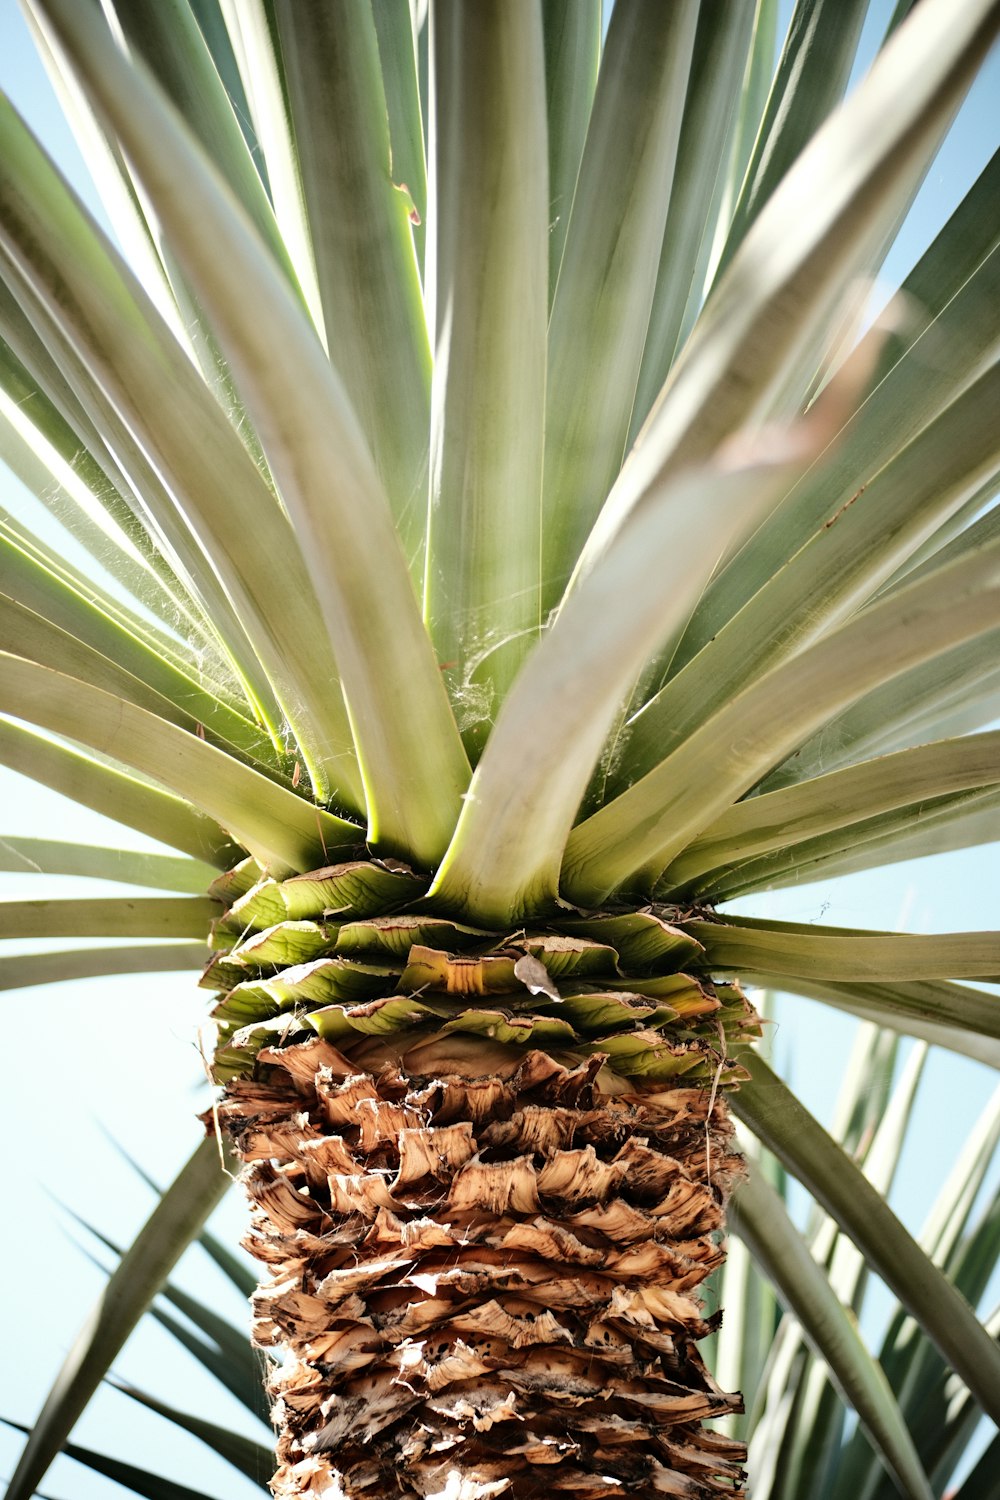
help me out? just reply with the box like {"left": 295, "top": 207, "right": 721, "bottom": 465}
{"left": 203, "top": 858, "right": 756, "bottom": 1498}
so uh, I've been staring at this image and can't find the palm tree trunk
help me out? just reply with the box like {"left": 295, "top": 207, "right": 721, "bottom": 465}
{"left": 205, "top": 860, "right": 753, "bottom": 1496}
{"left": 217, "top": 1040, "right": 746, "bottom": 1497}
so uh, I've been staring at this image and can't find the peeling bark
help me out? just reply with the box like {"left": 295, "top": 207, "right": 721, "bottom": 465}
{"left": 204, "top": 862, "right": 754, "bottom": 1498}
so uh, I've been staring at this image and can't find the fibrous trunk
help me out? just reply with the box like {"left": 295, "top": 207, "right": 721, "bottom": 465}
{"left": 202, "top": 858, "right": 758, "bottom": 1498}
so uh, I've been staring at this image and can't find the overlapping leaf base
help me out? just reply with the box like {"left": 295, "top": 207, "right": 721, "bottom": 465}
{"left": 203, "top": 859, "right": 759, "bottom": 1498}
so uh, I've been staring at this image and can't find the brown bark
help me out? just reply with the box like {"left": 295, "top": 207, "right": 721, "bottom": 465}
{"left": 203, "top": 862, "right": 753, "bottom": 1497}
{"left": 216, "top": 1044, "right": 748, "bottom": 1497}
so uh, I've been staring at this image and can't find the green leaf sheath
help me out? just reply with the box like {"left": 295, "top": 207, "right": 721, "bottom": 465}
{"left": 433, "top": 430, "right": 824, "bottom": 926}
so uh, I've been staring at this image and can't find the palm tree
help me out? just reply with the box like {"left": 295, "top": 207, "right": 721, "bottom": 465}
{"left": 2, "top": 0, "right": 999, "bottom": 1496}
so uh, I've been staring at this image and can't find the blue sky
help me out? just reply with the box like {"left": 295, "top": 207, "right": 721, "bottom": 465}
{"left": 0, "top": 3, "right": 998, "bottom": 1496}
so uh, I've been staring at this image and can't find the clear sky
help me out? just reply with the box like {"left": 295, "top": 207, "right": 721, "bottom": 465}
{"left": 0, "top": 3, "right": 998, "bottom": 1497}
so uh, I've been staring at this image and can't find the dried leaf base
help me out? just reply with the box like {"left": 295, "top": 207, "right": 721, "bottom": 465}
{"left": 217, "top": 1042, "right": 745, "bottom": 1498}
{"left": 203, "top": 859, "right": 755, "bottom": 1497}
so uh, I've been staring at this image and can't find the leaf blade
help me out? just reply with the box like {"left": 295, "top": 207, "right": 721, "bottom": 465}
{"left": 0, "top": 894, "right": 214, "bottom": 940}
{"left": 690, "top": 918, "right": 1000, "bottom": 983}
{"left": 424, "top": 0, "right": 548, "bottom": 746}
{"left": 0, "top": 944, "right": 208, "bottom": 992}
{"left": 273, "top": 0, "right": 431, "bottom": 566}
{"left": 0, "top": 86, "right": 361, "bottom": 804}
{"left": 0, "top": 718, "right": 233, "bottom": 867}
{"left": 540, "top": 0, "right": 601, "bottom": 302}
{"left": 33, "top": 0, "right": 471, "bottom": 863}
{"left": 733, "top": 1054, "right": 1000, "bottom": 1427}
{"left": 0, "top": 654, "right": 361, "bottom": 875}
{"left": 564, "top": 536, "right": 1000, "bottom": 903}
{"left": 666, "top": 732, "right": 1000, "bottom": 892}
{"left": 575, "top": 0, "right": 1000, "bottom": 591}
{"left": 4, "top": 1137, "right": 230, "bottom": 1500}
{"left": 730, "top": 1167, "right": 934, "bottom": 1500}
{"left": 541, "top": 0, "right": 700, "bottom": 602}
{"left": 0, "top": 838, "right": 214, "bottom": 891}
{"left": 614, "top": 361, "right": 1000, "bottom": 795}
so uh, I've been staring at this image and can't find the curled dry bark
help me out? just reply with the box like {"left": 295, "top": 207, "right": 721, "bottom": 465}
{"left": 202, "top": 859, "right": 757, "bottom": 1498}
